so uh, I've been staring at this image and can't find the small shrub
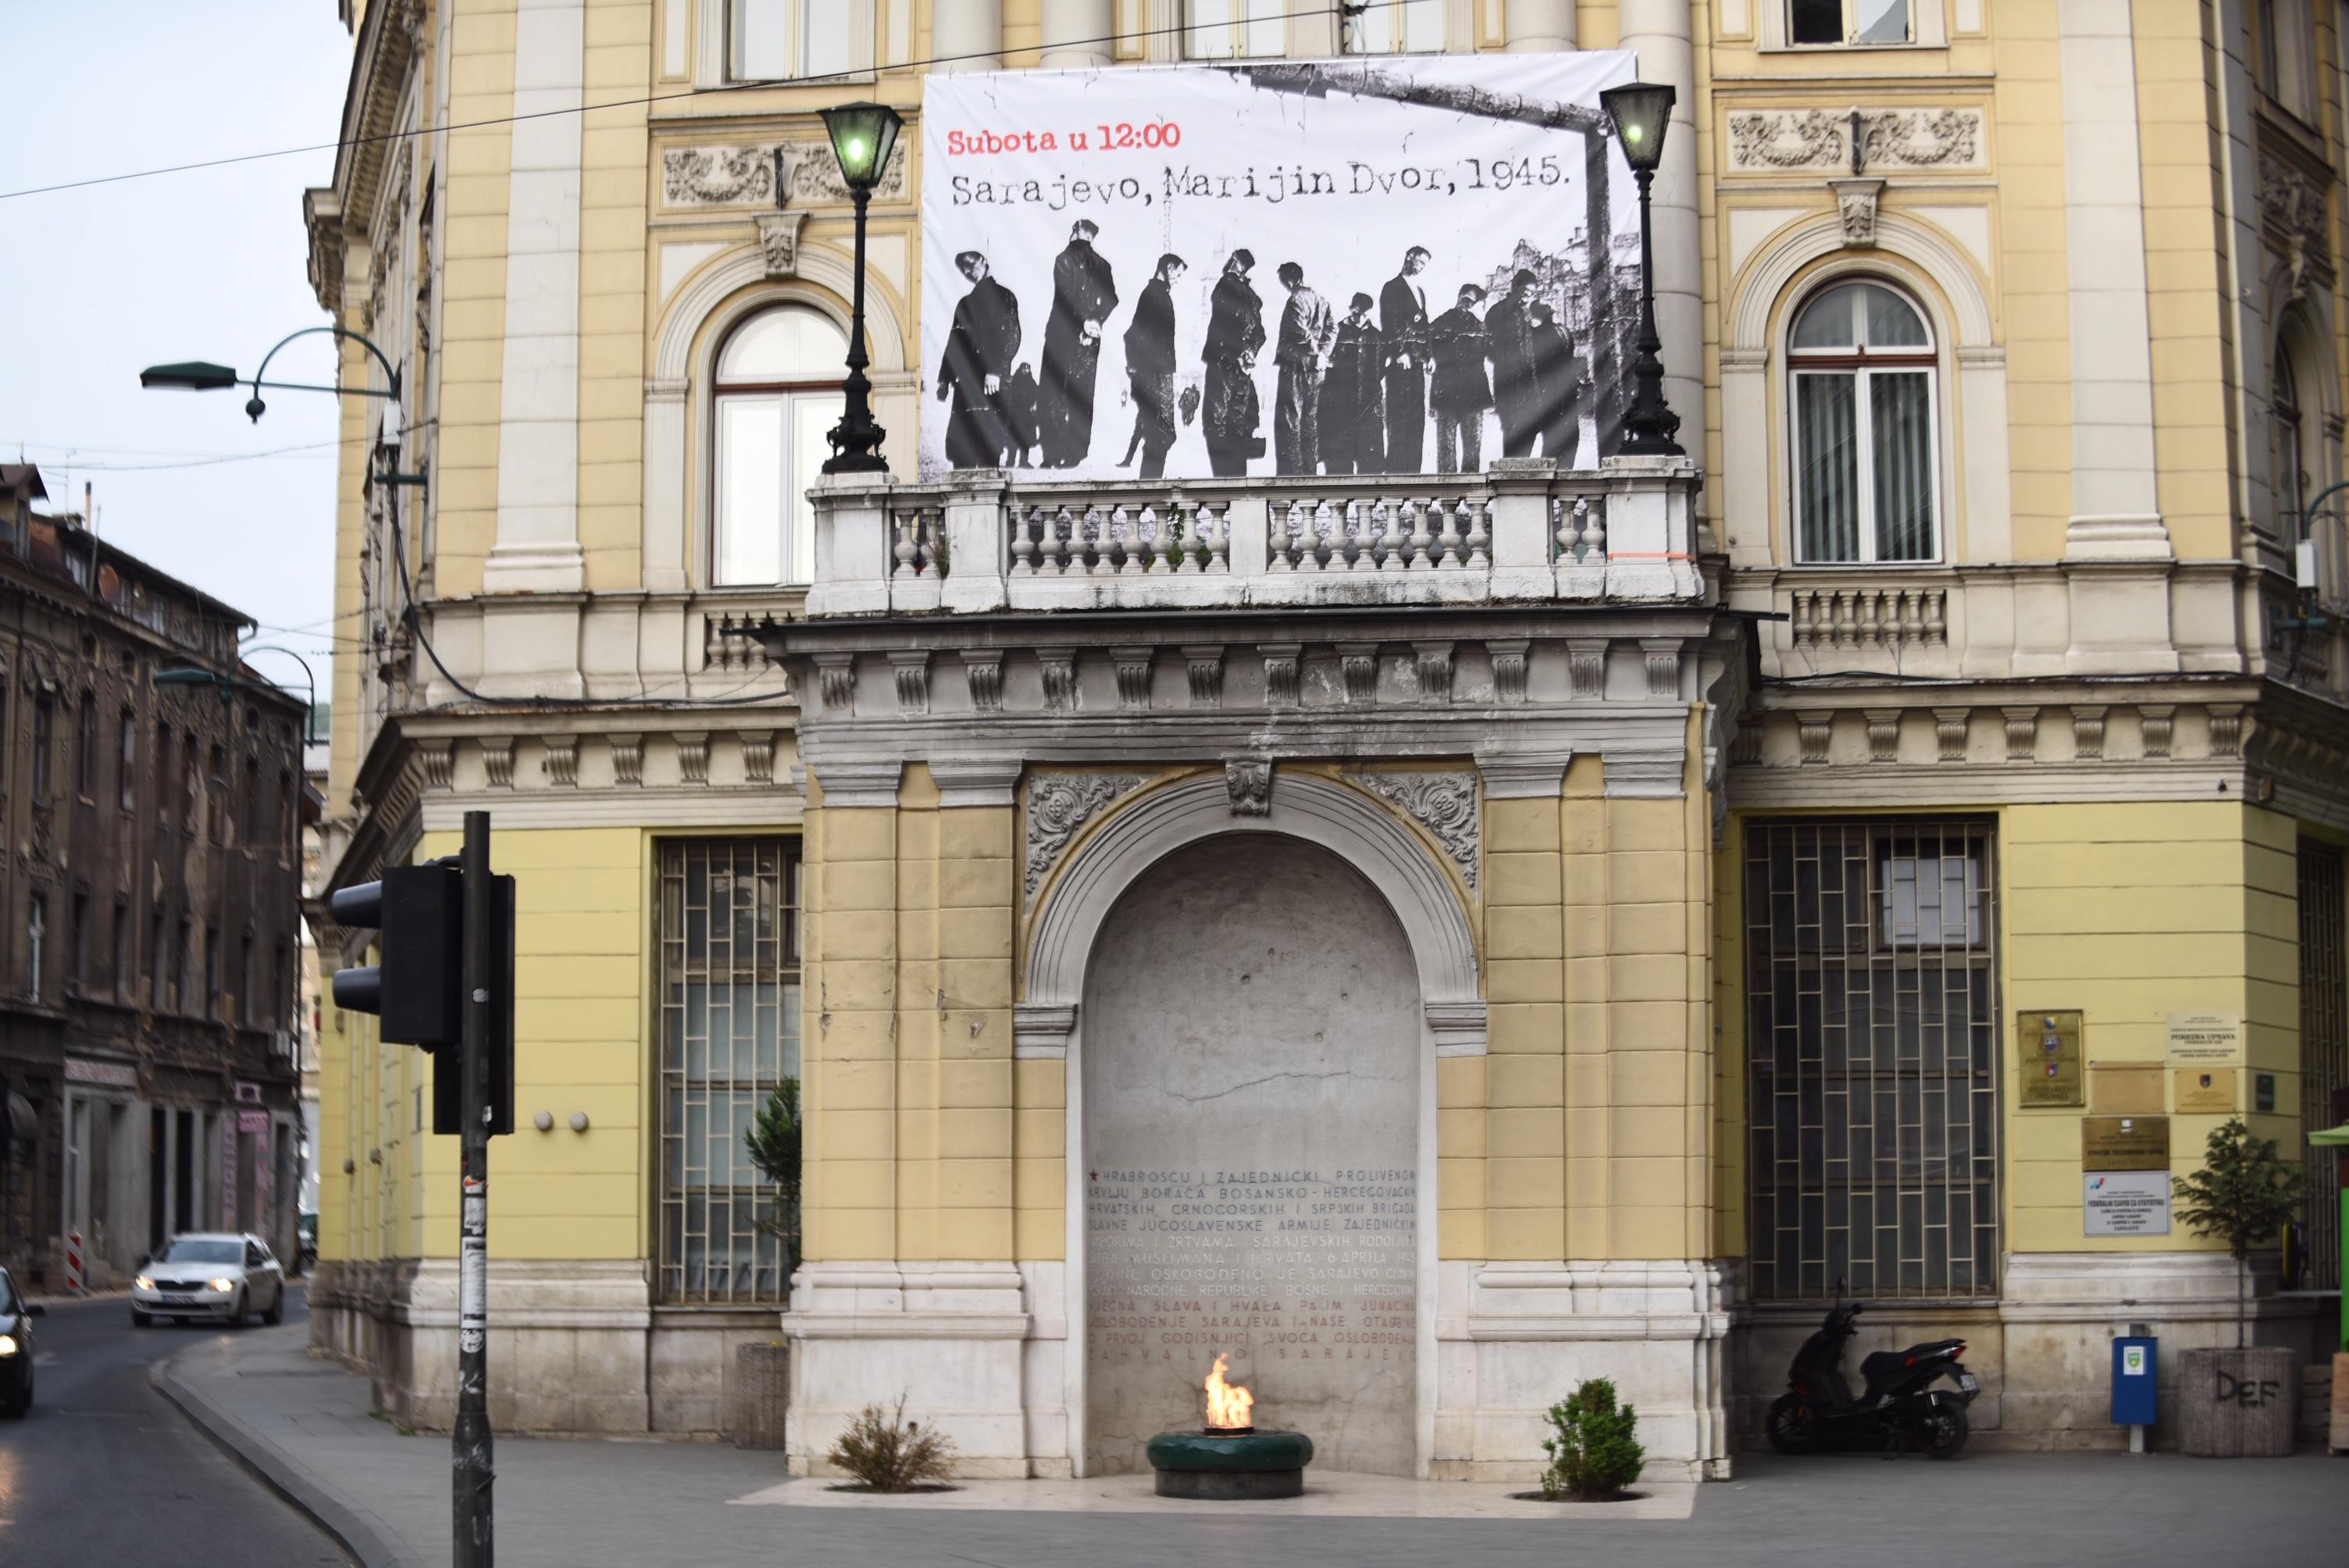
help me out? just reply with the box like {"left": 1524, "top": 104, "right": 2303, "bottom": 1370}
{"left": 827, "top": 1395, "right": 956, "bottom": 1491}
{"left": 1539, "top": 1377, "right": 1644, "bottom": 1501}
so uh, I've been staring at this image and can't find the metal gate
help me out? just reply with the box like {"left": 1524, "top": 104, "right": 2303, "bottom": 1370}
{"left": 1743, "top": 818, "right": 2002, "bottom": 1302}
{"left": 2297, "top": 841, "right": 2345, "bottom": 1292}
{"left": 654, "top": 838, "right": 800, "bottom": 1306}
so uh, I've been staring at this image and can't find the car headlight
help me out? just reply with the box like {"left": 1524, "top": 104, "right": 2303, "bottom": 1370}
{"left": 134, "top": 1274, "right": 155, "bottom": 1291}
{"left": 209, "top": 1278, "right": 236, "bottom": 1292}
{"left": 0, "top": 1334, "right": 17, "bottom": 1356}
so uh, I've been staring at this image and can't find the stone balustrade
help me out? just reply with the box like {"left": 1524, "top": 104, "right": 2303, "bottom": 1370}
{"left": 804, "top": 455, "right": 1704, "bottom": 618}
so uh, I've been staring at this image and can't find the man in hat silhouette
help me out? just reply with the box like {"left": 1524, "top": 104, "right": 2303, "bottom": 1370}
{"left": 1039, "top": 219, "right": 1119, "bottom": 466}
{"left": 1201, "top": 249, "right": 1267, "bottom": 477}
{"left": 1321, "top": 292, "right": 1385, "bottom": 476}
{"left": 936, "top": 250, "right": 1021, "bottom": 468}
{"left": 1428, "top": 283, "right": 1492, "bottom": 474}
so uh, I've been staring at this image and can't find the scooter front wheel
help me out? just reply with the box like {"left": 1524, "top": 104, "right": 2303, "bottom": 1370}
{"left": 1919, "top": 1399, "right": 1969, "bottom": 1459}
{"left": 1765, "top": 1393, "right": 1820, "bottom": 1455}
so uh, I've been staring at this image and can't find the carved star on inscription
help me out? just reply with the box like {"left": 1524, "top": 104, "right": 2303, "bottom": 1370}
{"left": 1089, "top": 1171, "right": 1098, "bottom": 1181}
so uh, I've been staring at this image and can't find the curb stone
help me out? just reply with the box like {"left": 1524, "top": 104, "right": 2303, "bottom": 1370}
{"left": 149, "top": 1342, "right": 410, "bottom": 1568}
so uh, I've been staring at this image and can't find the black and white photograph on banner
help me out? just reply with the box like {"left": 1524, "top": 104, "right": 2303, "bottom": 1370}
{"left": 918, "top": 52, "right": 1643, "bottom": 484}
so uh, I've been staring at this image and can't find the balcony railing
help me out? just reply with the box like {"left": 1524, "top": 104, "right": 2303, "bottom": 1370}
{"left": 803, "top": 456, "right": 1704, "bottom": 618}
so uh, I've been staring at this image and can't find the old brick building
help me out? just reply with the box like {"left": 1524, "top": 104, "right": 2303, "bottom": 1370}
{"left": 0, "top": 463, "right": 307, "bottom": 1288}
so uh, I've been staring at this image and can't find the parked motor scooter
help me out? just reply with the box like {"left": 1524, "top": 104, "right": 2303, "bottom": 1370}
{"left": 1765, "top": 1292, "right": 1978, "bottom": 1459}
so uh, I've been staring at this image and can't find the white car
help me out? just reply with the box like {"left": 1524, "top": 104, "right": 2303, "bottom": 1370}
{"left": 130, "top": 1232, "right": 287, "bottom": 1327}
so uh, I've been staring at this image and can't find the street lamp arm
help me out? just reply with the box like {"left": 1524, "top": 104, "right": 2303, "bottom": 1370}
{"left": 238, "top": 644, "right": 320, "bottom": 747}
{"left": 247, "top": 326, "right": 402, "bottom": 423}
{"left": 250, "top": 377, "right": 399, "bottom": 399}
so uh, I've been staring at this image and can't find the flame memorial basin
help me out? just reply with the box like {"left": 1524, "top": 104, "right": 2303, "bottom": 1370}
{"left": 1146, "top": 1427, "right": 1316, "bottom": 1499}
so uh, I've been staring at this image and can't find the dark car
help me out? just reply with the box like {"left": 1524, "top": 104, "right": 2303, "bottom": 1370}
{"left": 0, "top": 1263, "right": 44, "bottom": 1417}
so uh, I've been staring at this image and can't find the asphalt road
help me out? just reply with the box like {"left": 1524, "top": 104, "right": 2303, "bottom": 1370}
{"left": 0, "top": 1284, "right": 348, "bottom": 1567}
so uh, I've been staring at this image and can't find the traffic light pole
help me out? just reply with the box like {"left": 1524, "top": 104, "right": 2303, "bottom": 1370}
{"left": 454, "top": 810, "right": 494, "bottom": 1566}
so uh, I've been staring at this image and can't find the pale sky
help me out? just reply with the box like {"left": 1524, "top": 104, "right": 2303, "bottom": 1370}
{"left": 0, "top": 1, "right": 358, "bottom": 707}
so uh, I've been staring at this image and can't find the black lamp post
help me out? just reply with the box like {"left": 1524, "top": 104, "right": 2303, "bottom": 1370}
{"left": 1599, "top": 80, "right": 1683, "bottom": 458}
{"left": 818, "top": 101, "right": 904, "bottom": 474}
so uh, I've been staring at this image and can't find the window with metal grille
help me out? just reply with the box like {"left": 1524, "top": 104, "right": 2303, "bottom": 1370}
{"left": 1744, "top": 818, "right": 2001, "bottom": 1302}
{"left": 2297, "top": 840, "right": 2344, "bottom": 1292}
{"left": 656, "top": 839, "right": 800, "bottom": 1306}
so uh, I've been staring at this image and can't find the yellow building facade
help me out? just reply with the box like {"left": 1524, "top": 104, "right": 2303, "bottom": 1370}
{"left": 308, "top": 0, "right": 2347, "bottom": 1474}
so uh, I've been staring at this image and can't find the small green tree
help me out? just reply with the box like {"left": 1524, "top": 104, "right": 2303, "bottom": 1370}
{"left": 1539, "top": 1377, "right": 1645, "bottom": 1501}
{"left": 743, "top": 1077, "right": 803, "bottom": 1272}
{"left": 2173, "top": 1117, "right": 2305, "bottom": 1349}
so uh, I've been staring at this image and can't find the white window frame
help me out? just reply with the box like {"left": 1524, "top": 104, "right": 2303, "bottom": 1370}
{"left": 2262, "top": 0, "right": 2319, "bottom": 123}
{"left": 708, "top": 303, "right": 850, "bottom": 589}
{"left": 705, "top": 0, "right": 872, "bottom": 87}
{"left": 1182, "top": 0, "right": 1289, "bottom": 59}
{"left": 1341, "top": 0, "right": 1449, "bottom": 54}
{"left": 1787, "top": 280, "right": 1944, "bottom": 566}
{"left": 1763, "top": 0, "right": 1945, "bottom": 50}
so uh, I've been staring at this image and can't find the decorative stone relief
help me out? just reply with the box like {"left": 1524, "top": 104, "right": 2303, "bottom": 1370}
{"left": 889, "top": 652, "right": 930, "bottom": 716}
{"left": 419, "top": 741, "right": 454, "bottom": 791}
{"left": 543, "top": 735, "right": 579, "bottom": 788}
{"left": 740, "top": 731, "right": 778, "bottom": 784}
{"left": 1040, "top": 651, "right": 1078, "bottom": 711}
{"left": 662, "top": 141, "right": 909, "bottom": 208}
{"left": 961, "top": 651, "right": 1004, "bottom": 714}
{"left": 1641, "top": 640, "right": 1681, "bottom": 699}
{"left": 1225, "top": 759, "right": 1272, "bottom": 817}
{"left": 1830, "top": 177, "right": 1884, "bottom": 248}
{"left": 1112, "top": 647, "right": 1153, "bottom": 711}
{"left": 1488, "top": 639, "right": 1529, "bottom": 705}
{"left": 609, "top": 733, "right": 645, "bottom": 786}
{"left": 1727, "top": 107, "right": 1983, "bottom": 172}
{"left": 675, "top": 732, "right": 711, "bottom": 785}
{"left": 1413, "top": 641, "right": 1453, "bottom": 705}
{"left": 2002, "top": 707, "right": 2038, "bottom": 761}
{"left": 2070, "top": 706, "right": 2106, "bottom": 761}
{"left": 1025, "top": 773, "right": 1148, "bottom": 896}
{"left": 1338, "top": 644, "right": 1380, "bottom": 706}
{"left": 1865, "top": 710, "right": 1901, "bottom": 763}
{"left": 481, "top": 738, "right": 515, "bottom": 789}
{"left": 2139, "top": 705, "right": 2173, "bottom": 761}
{"left": 814, "top": 654, "right": 857, "bottom": 714}
{"left": 2207, "top": 704, "right": 2244, "bottom": 758}
{"left": 1348, "top": 771, "right": 1477, "bottom": 890}
{"left": 1933, "top": 708, "right": 1969, "bottom": 763}
{"left": 755, "top": 209, "right": 808, "bottom": 277}
{"left": 1183, "top": 646, "right": 1224, "bottom": 708}
{"left": 2257, "top": 155, "right": 2330, "bottom": 273}
{"left": 1797, "top": 711, "right": 1833, "bottom": 764}
{"left": 1261, "top": 643, "right": 1302, "bottom": 707}
{"left": 1567, "top": 640, "right": 1606, "bottom": 701}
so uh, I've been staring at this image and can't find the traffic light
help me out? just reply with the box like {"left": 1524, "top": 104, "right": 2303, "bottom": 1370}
{"left": 330, "top": 863, "right": 515, "bottom": 1136}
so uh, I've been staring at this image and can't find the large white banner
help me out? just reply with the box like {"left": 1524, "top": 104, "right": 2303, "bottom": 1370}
{"left": 918, "top": 54, "right": 1641, "bottom": 484}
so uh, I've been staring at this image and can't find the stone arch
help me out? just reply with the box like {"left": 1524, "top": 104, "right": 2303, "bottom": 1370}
{"left": 640, "top": 240, "right": 913, "bottom": 590}
{"left": 1720, "top": 209, "right": 2010, "bottom": 566}
{"left": 1024, "top": 768, "right": 1478, "bottom": 1477}
{"left": 1025, "top": 770, "right": 1481, "bottom": 1022}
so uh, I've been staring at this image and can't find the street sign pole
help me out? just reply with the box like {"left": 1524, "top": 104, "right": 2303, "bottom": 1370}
{"left": 454, "top": 810, "right": 495, "bottom": 1566}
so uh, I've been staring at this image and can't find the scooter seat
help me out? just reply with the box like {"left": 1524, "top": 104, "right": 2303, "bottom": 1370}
{"left": 1902, "top": 1338, "right": 1965, "bottom": 1359}
{"left": 1858, "top": 1349, "right": 1909, "bottom": 1381}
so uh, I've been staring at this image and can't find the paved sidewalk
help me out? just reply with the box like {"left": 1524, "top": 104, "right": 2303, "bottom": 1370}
{"left": 154, "top": 1324, "right": 2349, "bottom": 1568}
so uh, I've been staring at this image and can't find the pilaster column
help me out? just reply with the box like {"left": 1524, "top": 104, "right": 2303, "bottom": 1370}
{"left": 934, "top": 0, "right": 1003, "bottom": 71}
{"left": 1039, "top": 0, "right": 1112, "bottom": 68}
{"left": 486, "top": 0, "right": 587, "bottom": 595}
{"left": 1504, "top": 0, "right": 1576, "bottom": 49}
{"left": 1616, "top": 1, "right": 1702, "bottom": 466}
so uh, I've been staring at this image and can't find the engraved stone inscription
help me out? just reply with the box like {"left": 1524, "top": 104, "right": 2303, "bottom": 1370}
{"left": 1082, "top": 836, "right": 1419, "bottom": 1476}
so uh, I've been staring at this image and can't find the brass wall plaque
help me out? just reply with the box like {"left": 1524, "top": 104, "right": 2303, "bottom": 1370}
{"left": 2083, "top": 1114, "right": 2170, "bottom": 1171}
{"left": 2092, "top": 1062, "right": 2165, "bottom": 1114}
{"left": 2166, "top": 1012, "right": 2244, "bottom": 1067}
{"left": 2020, "top": 1010, "right": 2084, "bottom": 1107}
{"left": 2175, "top": 1067, "right": 2238, "bottom": 1114}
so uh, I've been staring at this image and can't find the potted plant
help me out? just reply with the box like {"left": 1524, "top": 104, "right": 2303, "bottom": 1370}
{"left": 2171, "top": 1117, "right": 2305, "bottom": 1456}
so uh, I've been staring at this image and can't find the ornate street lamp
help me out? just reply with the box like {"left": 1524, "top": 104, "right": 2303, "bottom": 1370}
{"left": 1599, "top": 80, "right": 1683, "bottom": 458}
{"left": 818, "top": 100, "right": 904, "bottom": 473}
{"left": 141, "top": 325, "right": 402, "bottom": 425}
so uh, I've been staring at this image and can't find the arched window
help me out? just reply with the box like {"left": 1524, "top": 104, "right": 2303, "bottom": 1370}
{"left": 1790, "top": 280, "right": 1938, "bottom": 563}
{"left": 712, "top": 305, "right": 849, "bottom": 586}
{"left": 2274, "top": 352, "right": 2306, "bottom": 540}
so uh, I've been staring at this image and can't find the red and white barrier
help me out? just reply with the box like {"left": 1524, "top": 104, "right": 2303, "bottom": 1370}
{"left": 64, "top": 1228, "right": 84, "bottom": 1292}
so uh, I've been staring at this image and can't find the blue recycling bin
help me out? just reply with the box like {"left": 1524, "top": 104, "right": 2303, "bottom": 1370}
{"left": 2112, "top": 1335, "right": 2157, "bottom": 1427}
